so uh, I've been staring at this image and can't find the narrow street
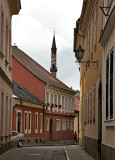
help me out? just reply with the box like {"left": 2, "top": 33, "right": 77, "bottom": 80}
{"left": 0, "top": 146, "right": 66, "bottom": 160}
{"left": 0, "top": 145, "right": 95, "bottom": 160}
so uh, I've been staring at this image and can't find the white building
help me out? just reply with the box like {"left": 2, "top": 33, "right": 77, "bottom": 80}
{"left": 100, "top": 1, "right": 115, "bottom": 159}
{"left": 0, "top": 0, "right": 21, "bottom": 154}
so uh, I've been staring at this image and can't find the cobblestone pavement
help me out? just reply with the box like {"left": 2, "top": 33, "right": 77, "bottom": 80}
{"left": 0, "top": 146, "right": 66, "bottom": 160}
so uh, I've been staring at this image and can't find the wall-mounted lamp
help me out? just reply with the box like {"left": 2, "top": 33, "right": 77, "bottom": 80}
{"left": 75, "top": 45, "right": 98, "bottom": 70}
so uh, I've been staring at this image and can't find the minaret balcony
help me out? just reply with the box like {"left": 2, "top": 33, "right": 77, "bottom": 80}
{"left": 50, "top": 66, "right": 57, "bottom": 72}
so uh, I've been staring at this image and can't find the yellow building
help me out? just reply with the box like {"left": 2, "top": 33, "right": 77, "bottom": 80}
{"left": 74, "top": 0, "right": 104, "bottom": 159}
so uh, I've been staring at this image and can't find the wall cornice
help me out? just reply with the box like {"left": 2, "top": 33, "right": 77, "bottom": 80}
{"left": 8, "top": 0, "right": 21, "bottom": 15}
{"left": 0, "top": 67, "right": 13, "bottom": 88}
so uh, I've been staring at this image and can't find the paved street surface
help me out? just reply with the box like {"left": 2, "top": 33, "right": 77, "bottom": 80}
{"left": 0, "top": 146, "right": 66, "bottom": 160}
{"left": 65, "top": 145, "right": 95, "bottom": 160}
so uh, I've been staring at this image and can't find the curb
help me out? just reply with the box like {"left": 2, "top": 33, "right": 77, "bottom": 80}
{"left": 64, "top": 147, "right": 70, "bottom": 160}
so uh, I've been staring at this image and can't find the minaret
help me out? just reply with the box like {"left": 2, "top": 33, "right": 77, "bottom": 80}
{"left": 50, "top": 32, "right": 57, "bottom": 77}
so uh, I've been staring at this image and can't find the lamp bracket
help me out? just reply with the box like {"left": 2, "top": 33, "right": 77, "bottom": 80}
{"left": 75, "top": 60, "right": 98, "bottom": 70}
{"left": 100, "top": 6, "right": 110, "bottom": 17}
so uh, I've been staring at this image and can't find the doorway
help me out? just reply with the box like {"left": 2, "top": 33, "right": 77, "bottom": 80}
{"left": 17, "top": 112, "right": 22, "bottom": 133}
{"left": 50, "top": 117, "right": 53, "bottom": 141}
{"left": 98, "top": 82, "right": 102, "bottom": 160}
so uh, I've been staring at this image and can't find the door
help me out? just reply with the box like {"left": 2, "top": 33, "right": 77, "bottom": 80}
{"left": 98, "top": 82, "right": 102, "bottom": 160}
{"left": 50, "top": 117, "right": 53, "bottom": 141}
{"left": 17, "top": 112, "right": 21, "bottom": 133}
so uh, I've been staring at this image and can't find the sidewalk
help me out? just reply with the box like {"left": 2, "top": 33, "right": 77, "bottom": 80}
{"left": 64, "top": 145, "right": 95, "bottom": 160}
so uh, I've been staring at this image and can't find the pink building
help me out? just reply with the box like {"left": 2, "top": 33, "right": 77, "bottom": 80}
{"left": 12, "top": 35, "right": 76, "bottom": 144}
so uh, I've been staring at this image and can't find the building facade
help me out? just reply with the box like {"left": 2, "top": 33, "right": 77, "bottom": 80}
{"left": 12, "top": 35, "right": 76, "bottom": 143}
{"left": 73, "top": 0, "right": 104, "bottom": 159}
{"left": 12, "top": 80, "right": 45, "bottom": 144}
{"left": 74, "top": 91, "right": 80, "bottom": 139}
{"left": 100, "top": 1, "right": 115, "bottom": 159}
{"left": 0, "top": 0, "right": 20, "bottom": 154}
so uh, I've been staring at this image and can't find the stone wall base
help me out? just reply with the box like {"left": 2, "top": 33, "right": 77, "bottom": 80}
{"left": 102, "top": 143, "right": 115, "bottom": 160}
{"left": 24, "top": 137, "right": 44, "bottom": 145}
{"left": 0, "top": 140, "right": 14, "bottom": 155}
{"left": 84, "top": 136, "right": 98, "bottom": 160}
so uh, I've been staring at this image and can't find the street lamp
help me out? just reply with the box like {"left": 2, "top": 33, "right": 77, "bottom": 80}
{"left": 75, "top": 45, "right": 98, "bottom": 69}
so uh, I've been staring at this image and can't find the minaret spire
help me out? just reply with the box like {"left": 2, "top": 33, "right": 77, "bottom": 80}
{"left": 50, "top": 31, "right": 57, "bottom": 77}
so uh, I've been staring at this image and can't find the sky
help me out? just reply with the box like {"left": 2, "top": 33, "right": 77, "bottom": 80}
{"left": 12, "top": 0, "right": 83, "bottom": 91}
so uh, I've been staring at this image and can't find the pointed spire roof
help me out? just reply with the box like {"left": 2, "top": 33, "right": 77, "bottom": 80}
{"left": 52, "top": 31, "right": 56, "bottom": 49}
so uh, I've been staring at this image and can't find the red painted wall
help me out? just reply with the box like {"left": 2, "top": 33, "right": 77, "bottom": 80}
{"left": 44, "top": 114, "right": 74, "bottom": 141}
{"left": 12, "top": 105, "right": 44, "bottom": 138}
{"left": 12, "top": 57, "right": 46, "bottom": 102}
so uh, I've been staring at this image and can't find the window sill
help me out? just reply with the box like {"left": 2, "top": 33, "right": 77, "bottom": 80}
{"left": 35, "top": 130, "right": 38, "bottom": 133}
{"left": 104, "top": 119, "right": 115, "bottom": 126}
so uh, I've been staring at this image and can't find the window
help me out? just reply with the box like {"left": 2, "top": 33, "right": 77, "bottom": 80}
{"left": 72, "top": 98, "right": 74, "bottom": 112}
{"left": 9, "top": 99, "right": 11, "bottom": 133}
{"left": 93, "top": 85, "right": 96, "bottom": 122}
{"left": 66, "top": 97, "right": 68, "bottom": 111}
{"left": 56, "top": 119, "right": 61, "bottom": 131}
{"left": 35, "top": 113, "right": 38, "bottom": 133}
{"left": 1, "top": 8, "right": 4, "bottom": 53}
{"left": 62, "top": 120, "right": 66, "bottom": 131}
{"left": 62, "top": 96, "right": 65, "bottom": 110}
{"left": 94, "top": 4, "right": 97, "bottom": 52}
{"left": 67, "top": 119, "right": 69, "bottom": 129}
{"left": 5, "top": 21, "right": 8, "bottom": 60}
{"left": 87, "top": 93, "right": 89, "bottom": 123}
{"left": 58, "top": 95, "right": 61, "bottom": 105}
{"left": 55, "top": 94, "right": 57, "bottom": 105}
{"left": 5, "top": 96, "right": 8, "bottom": 135}
{"left": 110, "top": 52, "right": 113, "bottom": 119}
{"left": 106, "top": 51, "right": 113, "bottom": 120}
{"left": 69, "top": 98, "right": 71, "bottom": 112}
{"left": 28, "top": 112, "right": 31, "bottom": 133}
{"left": 51, "top": 93, "right": 53, "bottom": 104}
{"left": 106, "top": 51, "right": 114, "bottom": 120}
{"left": 1, "top": 92, "right": 4, "bottom": 136}
{"left": 47, "top": 92, "right": 49, "bottom": 103}
{"left": 25, "top": 112, "right": 27, "bottom": 133}
{"left": 70, "top": 120, "right": 74, "bottom": 131}
{"left": 40, "top": 113, "right": 43, "bottom": 133}
{"left": 46, "top": 118, "right": 49, "bottom": 131}
{"left": 90, "top": 91, "right": 92, "bottom": 123}
{"left": 84, "top": 95, "right": 87, "bottom": 125}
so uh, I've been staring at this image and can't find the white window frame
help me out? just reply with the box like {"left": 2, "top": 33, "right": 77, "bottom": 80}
{"left": 40, "top": 113, "right": 43, "bottom": 133}
{"left": 56, "top": 119, "right": 61, "bottom": 131}
{"left": 24, "top": 111, "right": 28, "bottom": 134}
{"left": 46, "top": 118, "right": 49, "bottom": 131}
{"left": 35, "top": 112, "right": 38, "bottom": 133}
{"left": 28, "top": 111, "right": 31, "bottom": 133}
{"left": 47, "top": 92, "right": 49, "bottom": 104}
{"left": 62, "top": 119, "right": 66, "bottom": 131}
{"left": 67, "top": 119, "right": 69, "bottom": 129}
{"left": 70, "top": 120, "right": 74, "bottom": 131}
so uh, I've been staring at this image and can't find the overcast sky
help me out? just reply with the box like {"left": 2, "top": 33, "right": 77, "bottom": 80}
{"left": 12, "top": 0, "right": 83, "bottom": 91}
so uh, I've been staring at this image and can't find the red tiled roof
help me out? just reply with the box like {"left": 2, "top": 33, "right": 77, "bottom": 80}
{"left": 12, "top": 46, "right": 76, "bottom": 93}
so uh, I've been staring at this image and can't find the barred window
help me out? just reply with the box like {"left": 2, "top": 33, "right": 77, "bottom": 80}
{"left": 62, "top": 120, "right": 66, "bottom": 131}
{"left": 94, "top": 4, "right": 97, "bottom": 52}
{"left": 87, "top": 93, "right": 89, "bottom": 123}
{"left": 93, "top": 85, "right": 96, "bottom": 122}
{"left": 90, "top": 90, "right": 92, "bottom": 123}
